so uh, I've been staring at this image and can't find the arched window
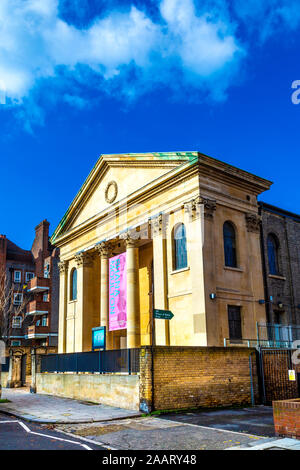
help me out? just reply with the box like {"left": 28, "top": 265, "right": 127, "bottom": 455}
{"left": 267, "top": 234, "right": 279, "bottom": 275}
{"left": 223, "top": 221, "right": 237, "bottom": 268}
{"left": 173, "top": 223, "right": 188, "bottom": 270}
{"left": 70, "top": 268, "right": 77, "bottom": 301}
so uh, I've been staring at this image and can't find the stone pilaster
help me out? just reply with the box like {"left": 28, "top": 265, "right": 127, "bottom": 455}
{"left": 58, "top": 260, "right": 68, "bottom": 353}
{"left": 151, "top": 214, "right": 169, "bottom": 345}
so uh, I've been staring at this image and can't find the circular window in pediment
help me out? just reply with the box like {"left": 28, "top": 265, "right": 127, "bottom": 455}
{"left": 105, "top": 180, "right": 118, "bottom": 204}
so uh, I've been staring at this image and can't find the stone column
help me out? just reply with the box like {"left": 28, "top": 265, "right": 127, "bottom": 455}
{"left": 58, "top": 260, "right": 68, "bottom": 353}
{"left": 6, "top": 349, "right": 14, "bottom": 388}
{"left": 125, "top": 235, "right": 140, "bottom": 348}
{"left": 151, "top": 214, "right": 169, "bottom": 345}
{"left": 96, "top": 242, "right": 112, "bottom": 349}
{"left": 245, "top": 213, "right": 266, "bottom": 337}
{"left": 74, "top": 251, "right": 95, "bottom": 352}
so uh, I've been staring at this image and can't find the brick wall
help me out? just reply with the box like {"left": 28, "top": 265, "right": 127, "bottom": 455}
{"left": 0, "top": 235, "right": 6, "bottom": 278}
{"left": 273, "top": 398, "right": 300, "bottom": 438}
{"left": 140, "top": 346, "right": 259, "bottom": 412}
{"left": 260, "top": 203, "right": 300, "bottom": 325}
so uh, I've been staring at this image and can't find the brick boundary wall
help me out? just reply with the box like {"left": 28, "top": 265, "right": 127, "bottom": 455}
{"left": 273, "top": 399, "right": 300, "bottom": 438}
{"left": 139, "top": 346, "right": 259, "bottom": 412}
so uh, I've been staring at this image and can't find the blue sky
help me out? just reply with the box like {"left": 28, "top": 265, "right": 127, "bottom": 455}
{"left": 1, "top": 0, "right": 300, "bottom": 249}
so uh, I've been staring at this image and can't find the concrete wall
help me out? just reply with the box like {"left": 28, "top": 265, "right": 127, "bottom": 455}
{"left": 36, "top": 373, "right": 140, "bottom": 410}
{"left": 1, "top": 372, "right": 8, "bottom": 388}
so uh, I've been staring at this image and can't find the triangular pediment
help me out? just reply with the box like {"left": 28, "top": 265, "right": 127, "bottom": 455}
{"left": 52, "top": 152, "right": 197, "bottom": 242}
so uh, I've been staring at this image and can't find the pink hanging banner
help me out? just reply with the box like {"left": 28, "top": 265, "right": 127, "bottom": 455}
{"left": 109, "top": 253, "right": 127, "bottom": 331}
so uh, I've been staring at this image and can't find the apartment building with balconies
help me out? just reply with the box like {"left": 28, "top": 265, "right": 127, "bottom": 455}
{"left": 0, "top": 220, "right": 59, "bottom": 348}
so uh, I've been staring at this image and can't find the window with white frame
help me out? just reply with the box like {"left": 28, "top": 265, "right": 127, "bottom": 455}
{"left": 36, "top": 320, "right": 40, "bottom": 326}
{"left": 42, "top": 316, "right": 48, "bottom": 327}
{"left": 25, "top": 272, "right": 35, "bottom": 282}
{"left": 12, "top": 316, "right": 22, "bottom": 328}
{"left": 14, "top": 270, "right": 21, "bottom": 283}
{"left": 11, "top": 340, "right": 21, "bottom": 346}
{"left": 43, "top": 293, "right": 49, "bottom": 302}
{"left": 13, "top": 293, "right": 23, "bottom": 305}
{"left": 44, "top": 263, "right": 50, "bottom": 278}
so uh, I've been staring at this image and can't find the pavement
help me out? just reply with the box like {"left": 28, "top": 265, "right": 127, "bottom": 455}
{"left": 0, "top": 388, "right": 140, "bottom": 423}
{"left": 229, "top": 437, "right": 300, "bottom": 450}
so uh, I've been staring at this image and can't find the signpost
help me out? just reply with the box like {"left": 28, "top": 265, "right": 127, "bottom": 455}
{"left": 153, "top": 309, "right": 174, "bottom": 320}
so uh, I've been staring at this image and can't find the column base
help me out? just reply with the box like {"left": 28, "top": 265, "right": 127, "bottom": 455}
{"left": 6, "top": 380, "right": 15, "bottom": 388}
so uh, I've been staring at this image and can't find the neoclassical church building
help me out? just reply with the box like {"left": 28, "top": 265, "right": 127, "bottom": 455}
{"left": 52, "top": 152, "right": 272, "bottom": 353}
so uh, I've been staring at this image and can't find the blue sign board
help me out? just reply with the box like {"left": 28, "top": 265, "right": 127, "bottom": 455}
{"left": 92, "top": 326, "right": 106, "bottom": 351}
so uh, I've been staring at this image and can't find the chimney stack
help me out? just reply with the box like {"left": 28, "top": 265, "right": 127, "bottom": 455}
{"left": 31, "top": 220, "right": 50, "bottom": 276}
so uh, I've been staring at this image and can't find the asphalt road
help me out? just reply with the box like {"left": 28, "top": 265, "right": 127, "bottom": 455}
{"left": 161, "top": 406, "right": 275, "bottom": 437}
{"left": 0, "top": 413, "right": 105, "bottom": 450}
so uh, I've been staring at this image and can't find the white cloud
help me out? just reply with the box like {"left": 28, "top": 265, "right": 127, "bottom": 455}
{"left": 2, "top": 0, "right": 299, "bottom": 122}
{"left": 160, "top": 0, "right": 238, "bottom": 77}
{"left": 0, "top": 0, "right": 243, "bottom": 112}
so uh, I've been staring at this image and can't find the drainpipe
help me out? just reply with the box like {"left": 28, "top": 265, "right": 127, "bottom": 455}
{"left": 284, "top": 217, "right": 296, "bottom": 325}
{"left": 249, "top": 353, "right": 255, "bottom": 406}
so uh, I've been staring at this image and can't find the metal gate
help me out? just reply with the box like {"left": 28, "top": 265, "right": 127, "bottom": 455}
{"left": 258, "top": 348, "right": 300, "bottom": 404}
{"left": 21, "top": 354, "right": 27, "bottom": 386}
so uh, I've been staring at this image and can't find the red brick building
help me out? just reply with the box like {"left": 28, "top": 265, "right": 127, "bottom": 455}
{"left": 0, "top": 220, "right": 59, "bottom": 347}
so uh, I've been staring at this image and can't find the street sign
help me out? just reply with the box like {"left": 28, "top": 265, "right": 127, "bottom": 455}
{"left": 154, "top": 309, "right": 174, "bottom": 320}
{"left": 288, "top": 370, "right": 296, "bottom": 381}
{"left": 92, "top": 326, "right": 106, "bottom": 351}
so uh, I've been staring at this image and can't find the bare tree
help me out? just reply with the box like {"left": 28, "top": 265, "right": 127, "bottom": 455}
{"left": 0, "top": 270, "right": 29, "bottom": 397}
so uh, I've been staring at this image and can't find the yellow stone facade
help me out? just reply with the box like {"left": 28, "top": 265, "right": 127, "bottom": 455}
{"left": 52, "top": 152, "right": 272, "bottom": 352}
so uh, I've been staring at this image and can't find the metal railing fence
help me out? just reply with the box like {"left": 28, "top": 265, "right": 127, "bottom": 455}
{"left": 39, "top": 348, "right": 140, "bottom": 375}
{"left": 1, "top": 357, "right": 9, "bottom": 372}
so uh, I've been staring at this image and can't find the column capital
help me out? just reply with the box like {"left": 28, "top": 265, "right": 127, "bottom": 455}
{"left": 200, "top": 197, "right": 217, "bottom": 219}
{"left": 150, "top": 213, "right": 169, "bottom": 237}
{"left": 74, "top": 251, "right": 94, "bottom": 267}
{"left": 58, "top": 260, "right": 69, "bottom": 274}
{"left": 184, "top": 197, "right": 202, "bottom": 221}
{"left": 245, "top": 213, "right": 261, "bottom": 233}
{"left": 95, "top": 241, "right": 111, "bottom": 258}
{"left": 120, "top": 230, "right": 139, "bottom": 248}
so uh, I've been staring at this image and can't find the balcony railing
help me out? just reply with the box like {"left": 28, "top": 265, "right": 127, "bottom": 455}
{"left": 26, "top": 300, "right": 49, "bottom": 316}
{"left": 27, "top": 325, "right": 50, "bottom": 339}
{"left": 27, "top": 276, "right": 50, "bottom": 293}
